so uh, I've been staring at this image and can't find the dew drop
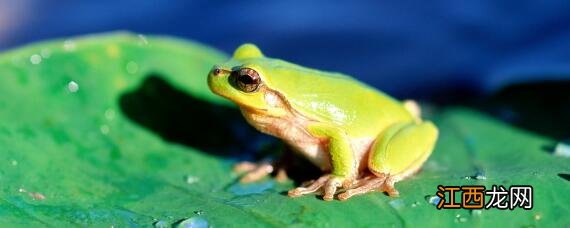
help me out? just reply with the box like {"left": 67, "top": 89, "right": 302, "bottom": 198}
{"left": 193, "top": 210, "right": 204, "bottom": 215}
{"left": 63, "top": 40, "right": 76, "bottom": 52}
{"left": 126, "top": 61, "right": 139, "bottom": 74}
{"left": 475, "top": 174, "right": 487, "bottom": 180}
{"left": 100, "top": 125, "right": 110, "bottom": 135}
{"left": 30, "top": 54, "right": 42, "bottom": 65}
{"left": 40, "top": 48, "right": 51, "bottom": 58}
{"left": 455, "top": 214, "right": 468, "bottom": 223}
{"left": 105, "top": 109, "right": 116, "bottom": 120}
{"left": 185, "top": 175, "right": 200, "bottom": 184}
{"left": 67, "top": 81, "right": 79, "bottom": 93}
{"left": 534, "top": 213, "right": 542, "bottom": 221}
{"left": 471, "top": 210, "right": 482, "bottom": 217}
{"left": 411, "top": 201, "right": 420, "bottom": 208}
{"left": 153, "top": 220, "right": 168, "bottom": 228}
{"left": 425, "top": 195, "right": 441, "bottom": 206}
{"left": 464, "top": 170, "right": 487, "bottom": 180}
{"left": 554, "top": 142, "right": 570, "bottom": 157}
{"left": 10, "top": 160, "right": 17, "bottom": 166}
{"left": 175, "top": 217, "right": 209, "bottom": 228}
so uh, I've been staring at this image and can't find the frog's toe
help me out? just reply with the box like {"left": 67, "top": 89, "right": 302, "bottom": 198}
{"left": 239, "top": 162, "right": 274, "bottom": 183}
{"left": 287, "top": 175, "right": 352, "bottom": 200}
{"left": 338, "top": 176, "right": 386, "bottom": 201}
{"left": 322, "top": 176, "right": 343, "bottom": 201}
{"left": 287, "top": 174, "right": 330, "bottom": 197}
{"left": 274, "top": 168, "right": 288, "bottom": 183}
{"left": 382, "top": 179, "right": 400, "bottom": 197}
{"left": 233, "top": 161, "right": 258, "bottom": 173}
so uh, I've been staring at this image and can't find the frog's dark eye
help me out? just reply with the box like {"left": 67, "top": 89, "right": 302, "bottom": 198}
{"left": 213, "top": 68, "right": 222, "bottom": 75}
{"left": 234, "top": 68, "right": 261, "bottom": 93}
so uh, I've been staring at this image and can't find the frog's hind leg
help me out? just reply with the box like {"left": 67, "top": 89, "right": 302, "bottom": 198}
{"left": 340, "top": 121, "right": 438, "bottom": 200}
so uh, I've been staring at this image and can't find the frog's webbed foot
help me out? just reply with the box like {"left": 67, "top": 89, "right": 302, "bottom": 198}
{"left": 288, "top": 175, "right": 352, "bottom": 201}
{"left": 234, "top": 161, "right": 289, "bottom": 183}
{"left": 287, "top": 174, "right": 329, "bottom": 198}
{"left": 337, "top": 175, "right": 399, "bottom": 201}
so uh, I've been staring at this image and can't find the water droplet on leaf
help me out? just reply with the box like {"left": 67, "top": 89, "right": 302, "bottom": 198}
{"left": 425, "top": 195, "right": 441, "bottom": 206}
{"left": 100, "top": 125, "right": 110, "bottom": 135}
{"left": 67, "top": 81, "right": 79, "bottom": 93}
{"left": 185, "top": 175, "right": 199, "bottom": 184}
{"left": 153, "top": 220, "right": 168, "bottom": 228}
{"left": 126, "top": 61, "right": 139, "bottom": 74}
{"left": 554, "top": 142, "right": 570, "bottom": 157}
{"left": 455, "top": 214, "right": 468, "bottom": 223}
{"left": 40, "top": 48, "right": 51, "bottom": 58}
{"left": 471, "top": 210, "right": 482, "bottom": 217}
{"left": 105, "top": 109, "right": 116, "bottom": 120}
{"left": 465, "top": 170, "right": 487, "bottom": 180}
{"left": 534, "top": 213, "right": 542, "bottom": 221}
{"left": 30, "top": 54, "right": 42, "bottom": 65}
{"left": 193, "top": 210, "right": 204, "bottom": 215}
{"left": 411, "top": 201, "right": 420, "bottom": 207}
{"left": 175, "top": 217, "right": 209, "bottom": 228}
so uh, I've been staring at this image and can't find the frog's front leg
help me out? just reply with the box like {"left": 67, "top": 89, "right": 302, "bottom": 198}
{"left": 234, "top": 161, "right": 275, "bottom": 183}
{"left": 338, "top": 121, "right": 438, "bottom": 200}
{"left": 235, "top": 147, "right": 293, "bottom": 183}
{"left": 288, "top": 123, "right": 357, "bottom": 201}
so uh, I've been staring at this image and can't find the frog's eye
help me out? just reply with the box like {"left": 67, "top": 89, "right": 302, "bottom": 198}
{"left": 234, "top": 68, "right": 261, "bottom": 93}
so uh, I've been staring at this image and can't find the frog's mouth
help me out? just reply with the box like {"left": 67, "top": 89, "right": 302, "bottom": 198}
{"left": 208, "top": 68, "right": 265, "bottom": 108}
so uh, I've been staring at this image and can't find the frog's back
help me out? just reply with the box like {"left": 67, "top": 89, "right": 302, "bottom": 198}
{"left": 262, "top": 60, "right": 414, "bottom": 137}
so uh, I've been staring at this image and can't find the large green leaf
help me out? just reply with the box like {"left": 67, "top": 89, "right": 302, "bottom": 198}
{"left": 0, "top": 33, "right": 568, "bottom": 227}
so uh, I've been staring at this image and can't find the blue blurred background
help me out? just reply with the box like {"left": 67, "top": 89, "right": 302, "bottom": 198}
{"left": 2, "top": 0, "right": 570, "bottom": 99}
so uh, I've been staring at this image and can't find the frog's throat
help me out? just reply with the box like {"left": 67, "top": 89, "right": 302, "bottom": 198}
{"left": 238, "top": 87, "right": 329, "bottom": 169}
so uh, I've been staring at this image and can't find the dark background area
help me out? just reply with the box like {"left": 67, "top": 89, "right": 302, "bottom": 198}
{"left": 2, "top": 0, "right": 570, "bottom": 99}
{"left": 1, "top": 0, "right": 569, "bottom": 139}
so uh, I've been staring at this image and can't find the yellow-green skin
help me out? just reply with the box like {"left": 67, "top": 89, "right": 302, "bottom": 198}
{"left": 208, "top": 44, "right": 438, "bottom": 200}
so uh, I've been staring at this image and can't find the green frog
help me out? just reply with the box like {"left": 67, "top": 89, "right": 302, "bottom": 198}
{"left": 207, "top": 44, "right": 438, "bottom": 201}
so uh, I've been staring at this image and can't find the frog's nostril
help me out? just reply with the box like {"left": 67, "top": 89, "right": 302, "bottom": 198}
{"left": 211, "top": 66, "right": 230, "bottom": 77}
